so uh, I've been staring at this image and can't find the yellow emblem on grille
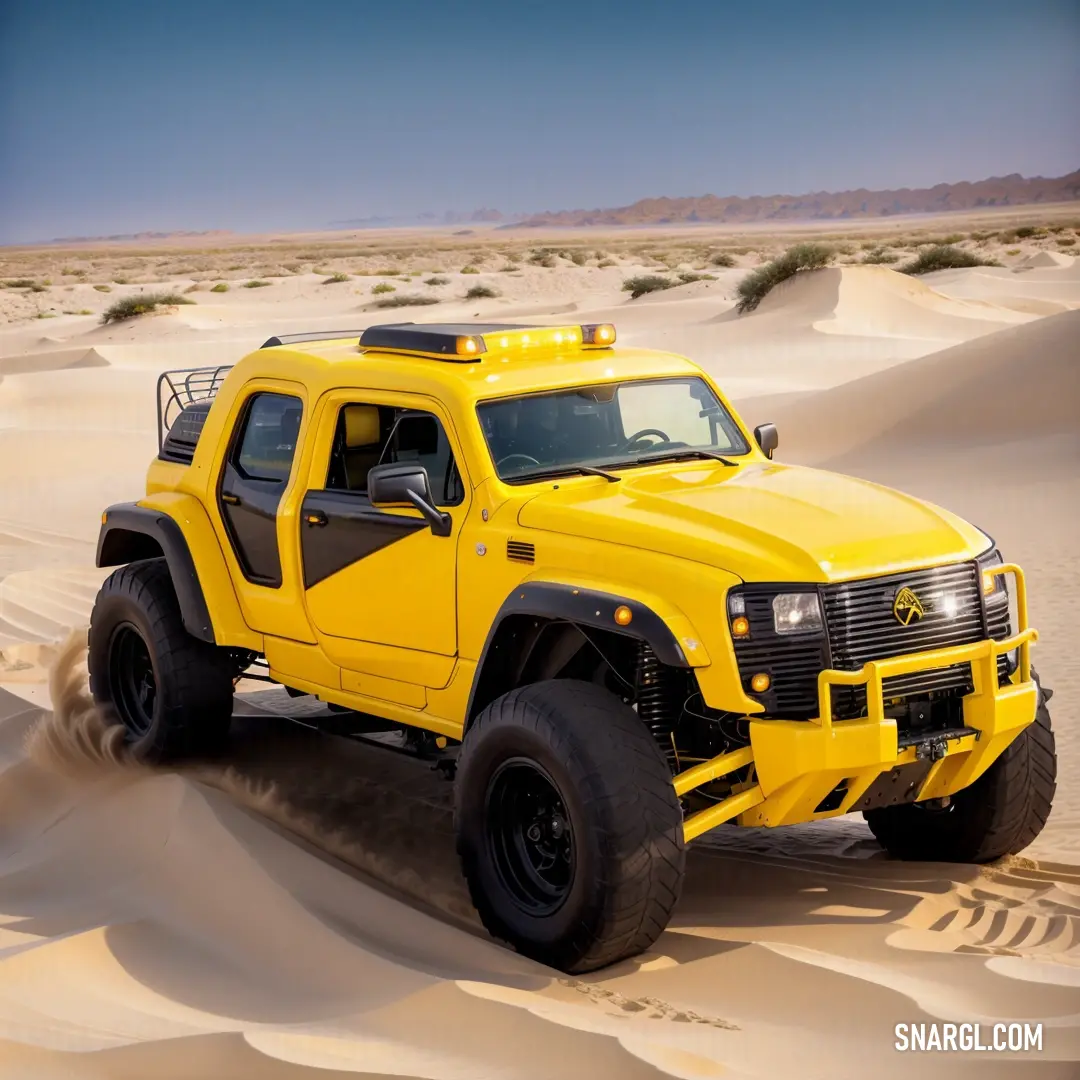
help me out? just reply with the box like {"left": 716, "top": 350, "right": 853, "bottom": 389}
{"left": 893, "top": 585, "right": 926, "bottom": 626}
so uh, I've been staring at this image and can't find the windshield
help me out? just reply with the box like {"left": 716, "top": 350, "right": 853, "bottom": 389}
{"left": 477, "top": 377, "right": 750, "bottom": 481}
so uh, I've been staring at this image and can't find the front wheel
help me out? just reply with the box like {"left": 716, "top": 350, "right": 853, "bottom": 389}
{"left": 88, "top": 558, "right": 235, "bottom": 762}
{"left": 865, "top": 673, "right": 1057, "bottom": 863}
{"left": 454, "top": 679, "right": 685, "bottom": 973}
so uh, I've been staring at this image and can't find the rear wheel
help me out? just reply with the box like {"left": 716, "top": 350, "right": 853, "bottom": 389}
{"left": 88, "top": 558, "right": 235, "bottom": 762}
{"left": 455, "top": 679, "right": 685, "bottom": 973}
{"left": 865, "top": 672, "right": 1056, "bottom": 863}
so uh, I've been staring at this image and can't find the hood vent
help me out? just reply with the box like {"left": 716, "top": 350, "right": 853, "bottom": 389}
{"left": 507, "top": 539, "right": 535, "bottom": 564}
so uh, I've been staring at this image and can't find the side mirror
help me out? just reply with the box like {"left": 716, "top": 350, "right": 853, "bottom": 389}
{"left": 368, "top": 462, "right": 451, "bottom": 537}
{"left": 754, "top": 422, "right": 778, "bottom": 460}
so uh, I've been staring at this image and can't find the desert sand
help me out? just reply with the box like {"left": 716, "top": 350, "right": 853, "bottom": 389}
{"left": 0, "top": 217, "right": 1079, "bottom": 1078}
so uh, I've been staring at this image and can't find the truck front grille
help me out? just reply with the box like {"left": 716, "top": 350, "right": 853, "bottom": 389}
{"left": 731, "top": 559, "right": 1011, "bottom": 722}
{"left": 822, "top": 562, "right": 983, "bottom": 719}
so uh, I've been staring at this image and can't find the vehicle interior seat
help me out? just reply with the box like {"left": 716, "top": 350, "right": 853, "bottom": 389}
{"left": 340, "top": 404, "right": 383, "bottom": 492}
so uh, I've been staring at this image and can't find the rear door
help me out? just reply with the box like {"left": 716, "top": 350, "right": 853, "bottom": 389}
{"left": 219, "top": 391, "right": 301, "bottom": 586}
{"left": 210, "top": 383, "right": 315, "bottom": 643}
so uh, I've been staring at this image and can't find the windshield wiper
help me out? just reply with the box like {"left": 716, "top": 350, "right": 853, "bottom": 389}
{"left": 512, "top": 464, "right": 621, "bottom": 483}
{"left": 620, "top": 448, "right": 739, "bottom": 468}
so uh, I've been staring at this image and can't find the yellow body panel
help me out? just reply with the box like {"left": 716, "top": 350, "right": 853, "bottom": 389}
{"left": 130, "top": 327, "right": 1040, "bottom": 842}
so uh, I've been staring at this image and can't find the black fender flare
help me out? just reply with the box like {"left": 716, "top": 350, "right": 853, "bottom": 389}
{"left": 96, "top": 503, "right": 215, "bottom": 643}
{"left": 465, "top": 582, "right": 689, "bottom": 723}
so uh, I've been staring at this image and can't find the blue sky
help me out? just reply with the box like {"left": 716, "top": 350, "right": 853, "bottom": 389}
{"left": 1, "top": 0, "right": 1077, "bottom": 243}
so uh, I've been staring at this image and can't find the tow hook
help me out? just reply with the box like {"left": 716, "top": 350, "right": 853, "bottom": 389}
{"left": 916, "top": 736, "right": 950, "bottom": 762}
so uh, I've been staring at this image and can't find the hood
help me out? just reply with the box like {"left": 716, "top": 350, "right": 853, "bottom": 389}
{"left": 516, "top": 460, "right": 990, "bottom": 583}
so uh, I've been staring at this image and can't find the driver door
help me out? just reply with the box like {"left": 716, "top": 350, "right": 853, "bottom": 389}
{"left": 299, "top": 391, "right": 468, "bottom": 685}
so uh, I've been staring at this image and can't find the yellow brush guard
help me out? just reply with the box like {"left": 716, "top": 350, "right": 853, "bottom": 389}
{"left": 676, "top": 564, "right": 1038, "bottom": 842}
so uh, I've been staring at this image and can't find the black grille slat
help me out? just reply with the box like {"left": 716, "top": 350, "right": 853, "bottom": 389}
{"left": 823, "top": 562, "right": 983, "bottom": 714}
{"left": 506, "top": 539, "right": 535, "bottom": 564}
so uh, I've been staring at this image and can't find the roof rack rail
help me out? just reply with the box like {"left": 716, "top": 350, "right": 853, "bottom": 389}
{"left": 261, "top": 330, "right": 367, "bottom": 348}
{"left": 156, "top": 365, "right": 233, "bottom": 453}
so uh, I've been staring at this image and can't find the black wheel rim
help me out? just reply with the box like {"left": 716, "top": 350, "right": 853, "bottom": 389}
{"left": 108, "top": 623, "right": 157, "bottom": 736}
{"left": 486, "top": 758, "right": 575, "bottom": 916}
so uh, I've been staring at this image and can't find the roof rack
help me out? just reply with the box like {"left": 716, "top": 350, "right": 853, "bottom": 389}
{"left": 261, "top": 330, "right": 367, "bottom": 348}
{"left": 156, "top": 365, "right": 233, "bottom": 453}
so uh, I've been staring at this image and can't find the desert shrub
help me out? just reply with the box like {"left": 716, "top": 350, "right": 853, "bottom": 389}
{"left": 677, "top": 272, "right": 716, "bottom": 284}
{"left": 622, "top": 275, "right": 674, "bottom": 299}
{"left": 969, "top": 231, "right": 996, "bottom": 242}
{"left": 424, "top": 276, "right": 449, "bottom": 286}
{"left": 1056, "top": 237, "right": 1076, "bottom": 247}
{"left": 861, "top": 247, "right": 899, "bottom": 264}
{"left": 570, "top": 251, "right": 587, "bottom": 266}
{"left": 1048, "top": 225, "right": 1065, "bottom": 234}
{"left": 899, "top": 245, "right": 1000, "bottom": 275}
{"left": 734, "top": 243, "right": 835, "bottom": 313}
{"left": 940, "top": 233, "right": 965, "bottom": 244}
{"left": 4, "top": 278, "right": 35, "bottom": 288}
{"left": 465, "top": 284, "right": 498, "bottom": 299}
{"left": 460, "top": 265, "right": 480, "bottom": 274}
{"left": 29, "top": 283, "right": 47, "bottom": 292}
{"left": 1014, "top": 226, "right": 1038, "bottom": 239}
{"left": 373, "top": 294, "right": 441, "bottom": 308}
{"left": 112, "top": 277, "right": 129, "bottom": 284}
{"left": 36, "top": 312, "right": 56, "bottom": 319}
{"left": 77, "top": 308, "right": 93, "bottom": 315}
{"left": 374, "top": 267, "right": 398, "bottom": 276}
{"left": 100, "top": 291, "right": 193, "bottom": 323}
{"left": 709, "top": 252, "right": 736, "bottom": 267}
{"left": 372, "top": 282, "right": 396, "bottom": 294}
{"left": 243, "top": 280, "right": 271, "bottom": 288}
{"left": 1006, "top": 248, "right": 1022, "bottom": 256}
{"left": 321, "top": 272, "right": 350, "bottom": 284}
{"left": 499, "top": 263, "right": 520, "bottom": 272}
{"left": 597, "top": 259, "right": 618, "bottom": 268}
{"left": 210, "top": 282, "right": 229, "bottom": 292}
{"left": 93, "top": 284, "right": 112, "bottom": 292}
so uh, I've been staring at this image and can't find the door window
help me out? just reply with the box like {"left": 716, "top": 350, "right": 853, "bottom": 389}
{"left": 325, "top": 403, "right": 463, "bottom": 506}
{"left": 234, "top": 393, "right": 303, "bottom": 481}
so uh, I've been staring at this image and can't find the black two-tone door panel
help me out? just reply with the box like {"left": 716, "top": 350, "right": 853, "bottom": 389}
{"left": 219, "top": 463, "right": 290, "bottom": 586}
{"left": 218, "top": 391, "right": 303, "bottom": 588}
{"left": 300, "top": 489, "right": 426, "bottom": 589}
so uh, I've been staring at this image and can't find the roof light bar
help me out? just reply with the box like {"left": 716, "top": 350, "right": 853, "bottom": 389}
{"left": 356, "top": 321, "right": 618, "bottom": 360}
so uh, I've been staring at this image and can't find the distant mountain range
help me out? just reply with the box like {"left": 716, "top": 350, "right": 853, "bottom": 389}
{"left": 37, "top": 229, "right": 233, "bottom": 245}
{"left": 504, "top": 169, "right": 1080, "bottom": 228}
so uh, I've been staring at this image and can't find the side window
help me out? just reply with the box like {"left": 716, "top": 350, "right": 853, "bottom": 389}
{"left": 326, "top": 403, "right": 464, "bottom": 506}
{"left": 234, "top": 392, "right": 303, "bottom": 482}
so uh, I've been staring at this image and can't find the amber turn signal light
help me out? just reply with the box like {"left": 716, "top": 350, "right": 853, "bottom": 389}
{"left": 750, "top": 672, "right": 771, "bottom": 693}
{"left": 614, "top": 605, "right": 633, "bottom": 626}
{"left": 731, "top": 616, "right": 750, "bottom": 637}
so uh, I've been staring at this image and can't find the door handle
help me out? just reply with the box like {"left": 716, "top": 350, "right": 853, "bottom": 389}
{"left": 221, "top": 492, "right": 241, "bottom": 505}
{"left": 304, "top": 509, "right": 328, "bottom": 527}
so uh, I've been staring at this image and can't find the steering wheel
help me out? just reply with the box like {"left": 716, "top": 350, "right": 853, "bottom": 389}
{"left": 497, "top": 453, "right": 542, "bottom": 471}
{"left": 622, "top": 428, "right": 671, "bottom": 451}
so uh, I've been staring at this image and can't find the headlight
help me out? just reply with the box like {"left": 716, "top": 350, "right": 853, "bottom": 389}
{"left": 772, "top": 592, "right": 823, "bottom": 635}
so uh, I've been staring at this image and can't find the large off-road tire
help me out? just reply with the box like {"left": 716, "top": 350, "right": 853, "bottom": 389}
{"left": 865, "top": 673, "right": 1056, "bottom": 863}
{"left": 454, "top": 679, "right": 685, "bottom": 973}
{"left": 88, "top": 558, "right": 234, "bottom": 763}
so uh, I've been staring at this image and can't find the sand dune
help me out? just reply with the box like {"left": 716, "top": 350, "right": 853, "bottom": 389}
{"left": 765, "top": 308, "right": 1080, "bottom": 464}
{"left": 1, "top": 238, "right": 1079, "bottom": 1077}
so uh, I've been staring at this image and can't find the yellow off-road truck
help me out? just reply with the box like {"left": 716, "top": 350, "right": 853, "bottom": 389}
{"left": 90, "top": 322, "right": 1056, "bottom": 973}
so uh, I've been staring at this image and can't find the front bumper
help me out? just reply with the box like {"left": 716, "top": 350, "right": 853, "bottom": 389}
{"left": 676, "top": 562, "right": 1038, "bottom": 841}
